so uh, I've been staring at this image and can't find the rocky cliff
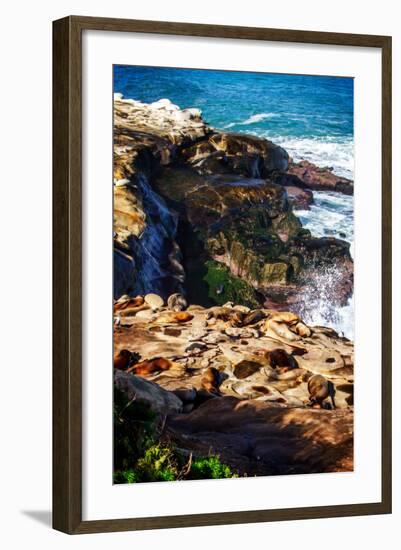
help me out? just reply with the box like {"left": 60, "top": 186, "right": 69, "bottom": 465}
{"left": 113, "top": 94, "right": 353, "bottom": 311}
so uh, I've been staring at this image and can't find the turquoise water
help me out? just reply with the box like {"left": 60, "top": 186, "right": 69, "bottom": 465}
{"left": 114, "top": 65, "right": 354, "bottom": 178}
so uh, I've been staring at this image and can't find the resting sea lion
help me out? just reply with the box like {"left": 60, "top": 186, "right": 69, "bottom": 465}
{"left": 156, "top": 311, "right": 194, "bottom": 324}
{"left": 263, "top": 311, "right": 312, "bottom": 341}
{"left": 127, "top": 357, "right": 172, "bottom": 376}
{"left": 206, "top": 307, "right": 244, "bottom": 327}
{"left": 201, "top": 366, "right": 221, "bottom": 394}
{"left": 242, "top": 309, "right": 266, "bottom": 326}
{"left": 114, "top": 349, "right": 134, "bottom": 370}
{"left": 167, "top": 293, "right": 188, "bottom": 312}
{"left": 114, "top": 295, "right": 144, "bottom": 312}
{"left": 267, "top": 348, "right": 299, "bottom": 372}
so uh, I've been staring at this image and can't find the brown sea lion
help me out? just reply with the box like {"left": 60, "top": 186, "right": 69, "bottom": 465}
{"left": 307, "top": 374, "right": 336, "bottom": 408}
{"left": 263, "top": 311, "right": 312, "bottom": 341}
{"left": 126, "top": 357, "right": 172, "bottom": 376}
{"left": 167, "top": 293, "right": 188, "bottom": 312}
{"left": 155, "top": 311, "right": 194, "bottom": 324}
{"left": 114, "top": 295, "right": 144, "bottom": 312}
{"left": 201, "top": 366, "right": 221, "bottom": 393}
{"left": 113, "top": 349, "right": 134, "bottom": 370}
{"left": 206, "top": 307, "right": 244, "bottom": 327}
{"left": 242, "top": 309, "right": 266, "bottom": 326}
{"left": 267, "top": 348, "right": 299, "bottom": 372}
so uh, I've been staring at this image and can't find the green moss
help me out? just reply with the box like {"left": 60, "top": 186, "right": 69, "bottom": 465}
{"left": 203, "top": 260, "right": 259, "bottom": 308}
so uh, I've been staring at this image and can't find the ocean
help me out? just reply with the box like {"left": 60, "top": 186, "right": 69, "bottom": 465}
{"left": 114, "top": 66, "right": 354, "bottom": 338}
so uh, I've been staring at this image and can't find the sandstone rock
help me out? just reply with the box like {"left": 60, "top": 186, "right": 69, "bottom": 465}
{"left": 167, "top": 397, "right": 353, "bottom": 475}
{"left": 114, "top": 370, "right": 183, "bottom": 414}
{"left": 188, "top": 329, "right": 208, "bottom": 341}
{"left": 144, "top": 293, "right": 164, "bottom": 310}
{"left": 135, "top": 309, "right": 156, "bottom": 320}
{"left": 289, "top": 160, "right": 354, "bottom": 195}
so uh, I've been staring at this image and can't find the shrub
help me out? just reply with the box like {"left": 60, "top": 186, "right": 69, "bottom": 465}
{"left": 188, "top": 456, "right": 235, "bottom": 480}
{"left": 114, "top": 385, "right": 237, "bottom": 483}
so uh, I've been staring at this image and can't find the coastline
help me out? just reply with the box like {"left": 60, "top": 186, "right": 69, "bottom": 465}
{"left": 113, "top": 94, "right": 354, "bottom": 338}
{"left": 112, "top": 93, "right": 354, "bottom": 481}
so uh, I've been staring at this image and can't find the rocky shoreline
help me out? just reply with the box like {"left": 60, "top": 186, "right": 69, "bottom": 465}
{"left": 113, "top": 96, "right": 354, "bottom": 478}
{"left": 114, "top": 294, "right": 353, "bottom": 476}
{"left": 113, "top": 95, "right": 353, "bottom": 312}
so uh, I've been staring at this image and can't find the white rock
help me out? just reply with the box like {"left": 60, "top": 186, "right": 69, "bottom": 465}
{"left": 151, "top": 98, "right": 173, "bottom": 109}
{"left": 114, "top": 93, "right": 123, "bottom": 101}
{"left": 114, "top": 178, "right": 130, "bottom": 187}
{"left": 144, "top": 293, "right": 164, "bottom": 310}
{"left": 185, "top": 108, "right": 202, "bottom": 119}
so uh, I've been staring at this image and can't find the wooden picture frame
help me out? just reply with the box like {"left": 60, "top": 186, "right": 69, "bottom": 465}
{"left": 53, "top": 15, "right": 392, "bottom": 534}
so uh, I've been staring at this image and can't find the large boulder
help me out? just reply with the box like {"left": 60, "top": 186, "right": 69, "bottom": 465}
{"left": 114, "top": 370, "right": 183, "bottom": 415}
{"left": 180, "top": 132, "right": 289, "bottom": 177}
{"left": 284, "top": 160, "right": 353, "bottom": 195}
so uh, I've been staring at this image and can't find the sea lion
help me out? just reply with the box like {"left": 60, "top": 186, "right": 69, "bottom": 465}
{"left": 113, "top": 349, "right": 134, "bottom": 370}
{"left": 206, "top": 307, "right": 244, "bottom": 327}
{"left": 201, "top": 366, "right": 221, "bottom": 393}
{"left": 167, "top": 293, "right": 188, "bottom": 312}
{"left": 267, "top": 348, "right": 299, "bottom": 372}
{"left": 242, "top": 309, "right": 266, "bottom": 326}
{"left": 114, "top": 295, "right": 144, "bottom": 312}
{"left": 155, "top": 311, "right": 194, "bottom": 324}
{"left": 307, "top": 374, "right": 336, "bottom": 408}
{"left": 263, "top": 311, "right": 311, "bottom": 341}
{"left": 127, "top": 357, "right": 172, "bottom": 376}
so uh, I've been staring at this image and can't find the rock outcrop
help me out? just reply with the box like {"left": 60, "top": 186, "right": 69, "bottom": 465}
{"left": 275, "top": 159, "right": 353, "bottom": 195}
{"left": 114, "top": 297, "right": 354, "bottom": 476}
{"left": 113, "top": 95, "right": 353, "bottom": 309}
{"left": 114, "top": 369, "right": 183, "bottom": 415}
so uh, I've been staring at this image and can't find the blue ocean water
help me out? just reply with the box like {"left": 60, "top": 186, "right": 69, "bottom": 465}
{"left": 114, "top": 66, "right": 354, "bottom": 338}
{"left": 114, "top": 65, "right": 354, "bottom": 178}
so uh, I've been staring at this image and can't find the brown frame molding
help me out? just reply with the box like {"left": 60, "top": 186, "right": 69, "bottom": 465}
{"left": 53, "top": 15, "right": 392, "bottom": 534}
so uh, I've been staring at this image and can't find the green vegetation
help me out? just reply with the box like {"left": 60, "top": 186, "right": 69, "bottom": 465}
{"left": 188, "top": 456, "right": 234, "bottom": 480}
{"left": 113, "top": 387, "right": 236, "bottom": 484}
{"left": 202, "top": 260, "right": 260, "bottom": 308}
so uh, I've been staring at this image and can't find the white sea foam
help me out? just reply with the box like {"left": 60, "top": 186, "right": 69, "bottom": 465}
{"left": 294, "top": 265, "right": 354, "bottom": 340}
{"left": 268, "top": 135, "right": 354, "bottom": 179}
{"left": 296, "top": 191, "right": 354, "bottom": 257}
{"left": 224, "top": 112, "right": 278, "bottom": 128}
{"left": 293, "top": 191, "right": 354, "bottom": 339}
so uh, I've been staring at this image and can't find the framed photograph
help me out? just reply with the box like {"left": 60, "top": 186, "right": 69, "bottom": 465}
{"left": 53, "top": 16, "right": 392, "bottom": 534}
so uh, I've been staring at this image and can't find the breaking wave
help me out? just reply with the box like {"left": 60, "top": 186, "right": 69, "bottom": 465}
{"left": 294, "top": 265, "right": 354, "bottom": 340}
{"left": 224, "top": 112, "right": 278, "bottom": 128}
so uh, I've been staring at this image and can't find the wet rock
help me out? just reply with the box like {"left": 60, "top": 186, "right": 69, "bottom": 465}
{"left": 285, "top": 186, "right": 314, "bottom": 210}
{"left": 286, "top": 160, "right": 353, "bottom": 195}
